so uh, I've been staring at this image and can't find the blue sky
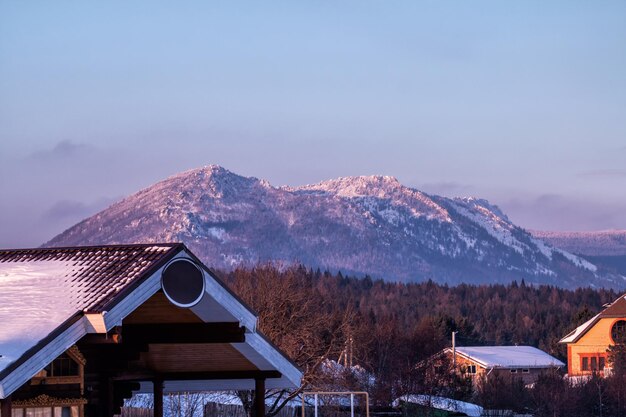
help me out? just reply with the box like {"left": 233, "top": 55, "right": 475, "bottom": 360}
{"left": 1, "top": 1, "right": 625, "bottom": 247}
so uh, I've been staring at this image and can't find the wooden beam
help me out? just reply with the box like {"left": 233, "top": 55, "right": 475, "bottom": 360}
{"left": 122, "top": 323, "right": 246, "bottom": 344}
{"left": 153, "top": 378, "right": 164, "bottom": 417}
{"left": 111, "top": 370, "right": 282, "bottom": 381}
{"left": 80, "top": 332, "right": 122, "bottom": 345}
{"left": 254, "top": 378, "right": 265, "bottom": 417}
{"left": 0, "top": 397, "right": 11, "bottom": 417}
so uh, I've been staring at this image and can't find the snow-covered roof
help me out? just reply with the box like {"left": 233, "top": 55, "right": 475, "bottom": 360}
{"left": 560, "top": 294, "right": 626, "bottom": 344}
{"left": 446, "top": 346, "right": 565, "bottom": 369}
{"left": 393, "top": 395, "right": 483, "bottom": 417}
{"left": 559, "top": 313, "right": 601, "bottom": 344}
{"left": 0, "top": 244, "right": 302, "bottom": 399}
{"left": 0, "top": 244, "right": 179, "bottom": 375}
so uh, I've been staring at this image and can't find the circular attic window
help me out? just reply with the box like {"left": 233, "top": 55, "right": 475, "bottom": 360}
{"left": 161, "top": 258, "right": 206, "bottom": 308}
{"left": 611, "top": 320, "right": 626, "bottom": 344}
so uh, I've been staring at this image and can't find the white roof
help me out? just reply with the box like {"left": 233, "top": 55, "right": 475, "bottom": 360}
{"left": 0, "top": 245, "right": 301, "bottom": 399}
{"left": 0, "top": 260, "right": 79, "bottom": 374}
{"left": 559, "top": 313, "right": 601, "bottom": 344}
{"left": 448, "top": 346, "right": 565, "bottom": 369}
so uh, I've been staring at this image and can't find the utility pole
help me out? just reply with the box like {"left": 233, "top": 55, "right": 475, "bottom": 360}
{"left": 452, "top": 331, "right": 457, "bottom": 368}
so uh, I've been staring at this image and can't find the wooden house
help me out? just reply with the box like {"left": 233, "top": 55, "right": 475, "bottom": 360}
{"left": 0, "top": 244, "right": 302, "bottom": 417}
{"left": 560, "top": 294, "right": 626, "bottom": 376}
{"left": 445, "top": 346, "right": 564, "bottom": 385}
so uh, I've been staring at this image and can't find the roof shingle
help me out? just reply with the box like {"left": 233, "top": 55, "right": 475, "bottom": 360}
{"left": 0, "top": 244, "right": 182, "bottom": 374}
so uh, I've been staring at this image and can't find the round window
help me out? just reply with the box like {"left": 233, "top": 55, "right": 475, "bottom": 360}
{"left": 161, "top": 258, "right": 205, "bottom": 308}
{"left": 611, "top": 320, "right": 626, "bottom": 344}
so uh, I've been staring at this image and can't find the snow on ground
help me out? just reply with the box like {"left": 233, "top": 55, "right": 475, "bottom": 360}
{"left": 393, "top": 395, "right": 483, "bottom": 417}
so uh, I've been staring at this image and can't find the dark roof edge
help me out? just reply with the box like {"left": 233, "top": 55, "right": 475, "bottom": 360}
{"left": 0, "top": 242, "right": 181, "bottom": 252}
{"left": 38, "top": 242, "right": 181, "bottom": 250}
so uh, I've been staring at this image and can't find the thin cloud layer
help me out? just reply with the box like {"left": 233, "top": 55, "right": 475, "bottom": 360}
{"left": 578, "top": 169, "right": 626, "bottom": 179}
{"left": 41, "top": 198, "right": 118, "bottom": 224}
{"left": 499, "top": 193, "right": 626, "bottom": 232}
{"left": 418, "top": 181, "right": 474, "bottom": 197}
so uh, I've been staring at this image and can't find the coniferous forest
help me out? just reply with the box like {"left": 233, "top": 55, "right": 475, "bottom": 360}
{"left": 218, "top": 264, "right": 626, "bottom": 417}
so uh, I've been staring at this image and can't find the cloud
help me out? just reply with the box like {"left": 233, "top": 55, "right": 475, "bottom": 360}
{"left": 578, "top": 169, "right": 626, "bottom": 179}
{"left": 417, "top": 181, "right": 473, "bottom": 197}
{"left": 498, "top": 193, "right": 626, "bottom": 232}
{"left": 28, "top": 140, "right": 96, "bottom": 161}
{"left": 41, "top": 198, "right": 116, "bottom": 223}
{"left": 35, "top": 197, "right": 120, "bottom": 244}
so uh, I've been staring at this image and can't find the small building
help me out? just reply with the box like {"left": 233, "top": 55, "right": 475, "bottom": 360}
{"left": 0, "top": 244, "right": 302, "bottom": 417}
{"left": 559, "top": 293, "right": 626, "bottom": 376}
{"left": 445, "top": 346, "right": 565, "bottom": 384}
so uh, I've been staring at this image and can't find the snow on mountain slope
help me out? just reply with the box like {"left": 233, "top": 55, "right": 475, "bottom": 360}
{"left": 44, "top": 165, "right": 625, "bottom": 289}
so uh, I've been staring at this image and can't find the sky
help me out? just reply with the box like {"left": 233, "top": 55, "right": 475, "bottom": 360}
{"left": 1, "top": 1, "right": 625, "bottom": 248}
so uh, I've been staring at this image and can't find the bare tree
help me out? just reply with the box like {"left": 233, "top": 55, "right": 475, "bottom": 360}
{"left": 226, "top": 265, "right": 350, "bottom": 417}
{"left": 124, "top": 394, "right": 154, "bottom": 410}
{"left": 165, "top": 392, "right": 205, "bottom": 417}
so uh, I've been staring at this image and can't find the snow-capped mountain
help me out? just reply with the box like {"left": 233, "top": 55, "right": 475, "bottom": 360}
{"left": 45, "top": 165, "right": 625, "bottom": 289}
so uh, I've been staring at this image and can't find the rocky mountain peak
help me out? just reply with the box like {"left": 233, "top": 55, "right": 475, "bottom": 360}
{"left": 298, "top": 175, "right": 402, "bottom": 197}
{"left": 164, "top": 165, "right": 268, "bottom": 200}
{"left": 44, "top": 166, "right": 626, "bottom": 289}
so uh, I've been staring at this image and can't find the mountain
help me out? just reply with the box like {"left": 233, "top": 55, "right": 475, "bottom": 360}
{"left": 531, "top": 230, "right": 626, "bottom": 278}
{"left": 530, "top": 230, "right": 626, "bottom": 256}
{"left": 45, "top": 165, "right": 626, "bottom": 289}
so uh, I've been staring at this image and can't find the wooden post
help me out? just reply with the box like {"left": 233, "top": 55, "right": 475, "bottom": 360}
{"left": 153, "top": 378, "right": 164, "bottom": 417}
{"left": 254, "top": 378, "right": 265, "bottom": 417}
{"left": 102, "top": 377, "right": 114, "bottom": 417}
{"left": 1, "top": 396, "right": 12, "bottom": 417}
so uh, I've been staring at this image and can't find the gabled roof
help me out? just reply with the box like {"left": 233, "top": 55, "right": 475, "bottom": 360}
{"left": 445, "top": 346, "right": 565, "bottom": 369}
{"left": 559, "top": 313, "right": 602, "bottom": 344}
{"left": 0, "top": 244, "right": 301, "bottom": 399}
{"left": 560, "top": 294, "right": 626, "bottom": 344}
{"left": 0, "top": 244, "right": 182, "bottom": 376}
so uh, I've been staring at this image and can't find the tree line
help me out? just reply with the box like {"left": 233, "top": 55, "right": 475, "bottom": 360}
{"left": 217, "top": 264, "right": 621, "bottom": 414}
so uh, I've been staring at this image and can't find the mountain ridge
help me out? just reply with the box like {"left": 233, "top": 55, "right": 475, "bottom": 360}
{"left": 530, "top": 230, "right": 626, "bottom": 256}
{"left": 45, "top": 165, "right": 625, "bottom": 289}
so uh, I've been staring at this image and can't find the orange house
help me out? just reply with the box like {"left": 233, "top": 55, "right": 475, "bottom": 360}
{"left": 560, "top": 294, "right": 626, "bottom": 376}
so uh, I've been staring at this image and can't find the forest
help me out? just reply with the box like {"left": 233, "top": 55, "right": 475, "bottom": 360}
{"left": 216, "top": 264, "right": 626, "bottom": 417}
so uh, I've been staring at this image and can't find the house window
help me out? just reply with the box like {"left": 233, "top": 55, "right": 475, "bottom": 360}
{"left": 510, "top": 369, "right": 517, "bottom": 373}
{"left": 612, "top": 320, "right": 626, "bottom": 344}
{"left": 44, "top": 355, "right": 78, "bottom": 377}
{"left": 12, "top": 407, "right": 78, "bottom": 417}
{"left": 581, "top": 354, "right": 606, "bottom": 372}
{"left": 522, "top": 369, "right": 530, "bottom": 373}
{"left": 465, "top": 365, "right": 477, "bottom": 374}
